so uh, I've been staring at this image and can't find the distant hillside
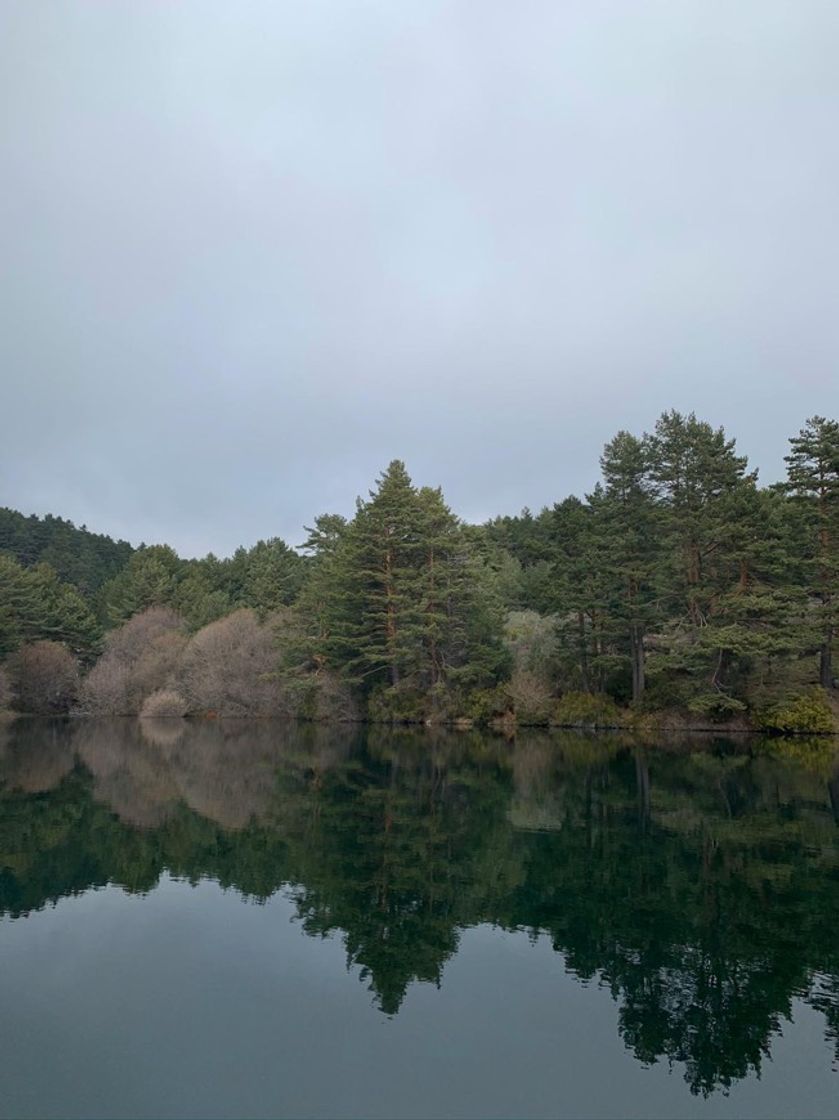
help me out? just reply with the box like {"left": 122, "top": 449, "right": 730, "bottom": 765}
{"left": 0, "top": 508, "right": 134, "bottom": 597}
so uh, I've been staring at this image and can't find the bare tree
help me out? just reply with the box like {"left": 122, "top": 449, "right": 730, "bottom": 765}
{"left": 179, "top": 609, "right": 287, "bottom": 716}
{"left": 78, "top": 607, "right": 186, "bottom": 714}
{"left": 9, "top": 641, "right": 80, "bottom": 714}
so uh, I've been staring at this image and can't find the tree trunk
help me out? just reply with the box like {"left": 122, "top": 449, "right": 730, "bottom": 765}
{"left": 385, "top": 546, "right": 399, "bottom": 686}
{"left": 820, "top": 630, "right": 833, "bottom": 689}
{"left": 427, "top": 546, "right": 438, "bottom": 689}
{"left": 577, "top": 612, "right": 590, "bottom": 692}
{"left": 631, "top": 625, "right": 645, "bottom": 703}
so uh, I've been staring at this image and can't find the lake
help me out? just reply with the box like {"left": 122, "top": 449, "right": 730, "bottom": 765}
{"left": 0, "top": 718, "right": 837, "bottom": 1119}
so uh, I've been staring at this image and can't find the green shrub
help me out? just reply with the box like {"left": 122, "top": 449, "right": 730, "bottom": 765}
{"left": 367, "top": 684, "right": 429, "bottom": 724}
{"left": 756, "top": 689, "right": 836, "bottom": 734}
{"left": 686, "top": 692, "right": 748, "bottom": 719}
{"left": 449, "top": 686, "right": 509, "bottom": 724}
{"left": 551, "top": 691, "right": 623, "bottom": 728}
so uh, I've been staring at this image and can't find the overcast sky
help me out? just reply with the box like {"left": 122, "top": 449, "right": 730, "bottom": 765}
{"left": 1, "top": 1, "right": 837, "bottom": 557}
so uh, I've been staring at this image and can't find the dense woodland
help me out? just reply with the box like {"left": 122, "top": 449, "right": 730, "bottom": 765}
{"left": 1, "top": 410, "right": 838, "bottom": 732}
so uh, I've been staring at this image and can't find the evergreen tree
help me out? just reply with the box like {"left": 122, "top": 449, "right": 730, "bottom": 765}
{"left": 0, "top": 554, "right": 47, "bottom": 657}
{"left": 239, "top": 538, "right": 305, "bottom": 617}
{"left": 294, "top": 463, "right": 505, "bottom": 714}
{"left": 100, "top": 545, "right": 183, "bottom": 624}
{"left": 646, "top": 411, "right": 760, "bottom": 712}
{"left": 784, "top": 416, "right": 839, "bottom": 688}
{"left": 0, "top": 555, "right": 100, "bottom": 660}
{"left": 0, "top": 507, "right": 132, "bottom": 597}
{"left": 594, "top": 430, "right": 661, "bottom": 703}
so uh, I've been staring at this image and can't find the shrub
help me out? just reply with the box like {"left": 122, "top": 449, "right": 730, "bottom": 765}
{"left": 686, "top": 692, "right": 748, "bottom": 720}
{"left": 367, "top": 684, "right": 428, "bottom": 724}
{"left": 551, "top": 690, "right": 623, "bottom": 728}
{"left": 9, "top": 641, "right": 80, "bottom": 714}
{"left": 140, "top": 689, "right": 189, "bottom": 718}
{"left": 287, "top": 671, "right": 358, "bottom": 722}
{"left": 78, "top": 607, "right": 186, "bottom": 715}
{"left": 507, "top": 670, "right": 553, "bottom": 725}
{"left": 448, "top": 685, "right": 509, "bottom": 724}
{"left": 756, "top": 690, "right": 836, "bottom": 734}
{"left": 179, "top": 609, "right": 287, "bottom": 717}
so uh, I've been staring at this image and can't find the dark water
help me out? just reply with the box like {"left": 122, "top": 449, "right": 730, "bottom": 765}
{"left": 0, "top": 719, "right": 838, "bottom": 1119}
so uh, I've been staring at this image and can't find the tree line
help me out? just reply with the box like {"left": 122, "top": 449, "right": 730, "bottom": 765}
{"left": 1, "top": 411, "right": 838, "bottom": 730}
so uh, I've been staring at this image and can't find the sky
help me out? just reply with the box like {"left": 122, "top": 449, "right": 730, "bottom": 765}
{"left": 1, "top": 1, "right": 837, "bottom": 557}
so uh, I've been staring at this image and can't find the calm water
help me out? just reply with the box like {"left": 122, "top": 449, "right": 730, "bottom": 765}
{"left": 0, "top": 719, "right": 838, "bottom": 1119}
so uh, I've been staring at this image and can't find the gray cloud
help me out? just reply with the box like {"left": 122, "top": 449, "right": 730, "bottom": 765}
{"left": 1, "top": 0, "right": 837, "bottom": 556}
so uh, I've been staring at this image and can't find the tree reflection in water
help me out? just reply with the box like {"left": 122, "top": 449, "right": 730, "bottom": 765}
{"left": 0, "top": 717, "right": 837, "bottom": 1096}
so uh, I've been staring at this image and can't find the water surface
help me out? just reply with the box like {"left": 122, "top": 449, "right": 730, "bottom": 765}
{"left": 0, "top": 718, "right": 837, "bottom": 1118}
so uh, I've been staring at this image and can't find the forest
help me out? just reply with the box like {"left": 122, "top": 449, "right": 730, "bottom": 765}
{"left": 1, "top": 410, "right": 838, "bottom": 733}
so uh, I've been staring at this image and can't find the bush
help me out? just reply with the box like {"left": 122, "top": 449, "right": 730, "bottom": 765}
{"left": 179, "top": 609, "right": 287, "bottom": 716}
{"left": 9, "top": 641, "right": 80, "bottom": 714}
{"left": 78, "top": 607, "right": 186, "bottom": 715}
{"left": 551, "top": 690, "right": 623, "bottom": 728}
{"left": 287, "top": 671, "right": 358, "bottom": 722}
{"left": 756, "top": 690, "right": 836, "bottom": 734}
{"left": 507, "top": 670, "right": 553, "bottom": 725}
{"left": 140, "top": 689, "right": 189, "bottom": 718}
{"left": 367, "top": 684, "right": 429, "bottom": 724}
{"left": 451, "top": 685, "right": 509, "bottom": 724}
{"left": 686, "top": 692, "right": 748, "bottom": 720}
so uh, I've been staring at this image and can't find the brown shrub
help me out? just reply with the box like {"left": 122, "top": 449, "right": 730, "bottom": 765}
{"left": 179, "top": 609, "right": 287, "bottom": 717}
{"left": 79, "top": 607, "right": 186, "bottom": 715}
{"left": 140, "top": 688, "right": 189, "bottom": 719}
{"left": 105, "top": 606, "right": 184, "bottom": 663}
{"left": 506, "top": 669, "right": 553, "bottom": 725}
{"left": 9, "top": 641, "right": 80, "bottom": 714}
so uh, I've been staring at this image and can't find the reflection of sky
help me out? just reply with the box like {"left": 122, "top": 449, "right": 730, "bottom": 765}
{"left": 2, "top": 2, "right": 838, "bottom": 557}
{"left": 0, "top": 878, "right": 834, "bottom": 1120}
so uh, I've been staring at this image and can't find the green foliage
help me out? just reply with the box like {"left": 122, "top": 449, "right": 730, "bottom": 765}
{"left": 293, "top": 462, "right": 507, "bottom": 714}
{"left": 784, "top": 416, "right": 839, "bottom": 688}
{"left": 100, "top": 545, "right": 183, "bottom": 624}
{"left": 0, "top": 507, "right": 133, "bottom": 597}
{"left": 449, "top": 685, "right": 509, "bottom": 723}
{"left": 757, "top": 689, "right": 836, "bottom": 734}
{"left": 367, "top": 683, "right": 431, "bottom": 724}
{"left": 4, "top": 410, "right": 839, "bottom": 725}
{"left": 551, "top": 691, "right": 623, "bottom": 727}
{"left": 685, "top": 691, "right": 748, "bottom": 719}
{"left": 0, "top": 554, "right": 100, "bottom": 661}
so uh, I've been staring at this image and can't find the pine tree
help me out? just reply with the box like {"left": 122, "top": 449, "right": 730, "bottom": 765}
{"left": 240, "top": 538, "right": 305, "bottom": 617}
{"left": 349, "top": 461, "right": 427, "bottom": 687}
{"left": 0, "top": 554, "right": 47, "bottom": 657}
{"left": 100, "top": 545, "right": 183, "bottom": 624}
{"left": 292, "top": 464, "right": 505, "bottom": 714}
{"left": 784, "top": 416, "right": 839, "bottom": 688}
{"left": 0, "top": 555, "right": 100, "bottom": 661}
{"left": 594, "top": 430, "right": 662, "bottom": 703}
{"left": 30, "top": 564, "right": 102, "bottom": 660}
{"left": 643, "top": 412, "right": 761, "bottom": 710}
